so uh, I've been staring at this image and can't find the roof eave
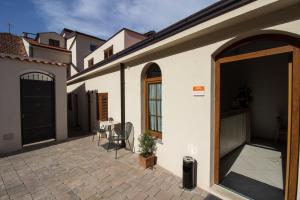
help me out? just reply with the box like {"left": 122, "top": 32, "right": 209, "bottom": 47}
{"left": 0, "top": 53, "right": 68, "bottom": 67}
{"left": 29, "top": 43, "right": 71, "bottom": 53}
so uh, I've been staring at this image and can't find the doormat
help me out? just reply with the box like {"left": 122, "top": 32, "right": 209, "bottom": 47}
{"left": 204, "top": 194, "right": 222, "bottom": 200}
{"left": 220, "top": 172, "right": 284, "bottom": 200}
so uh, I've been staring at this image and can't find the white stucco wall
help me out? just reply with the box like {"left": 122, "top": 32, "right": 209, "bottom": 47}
{"left": 38, "top": 32, "right": 65, "bottom": 48}
{"left": 0, "top": 58, "right": 68, "bottom": 154}
{"left": 123, "top": 11, "right": 300, "bottom": 196}
{"left": 67, "top": 1, "right": 300, "bottom": 199}
{"left": 32, "top": 46, "right": 71, "bottom": 64}
{"left": 84, "top": 30, "right": 126, "bottom": 69}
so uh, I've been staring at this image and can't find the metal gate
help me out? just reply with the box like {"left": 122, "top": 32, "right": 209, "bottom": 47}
{"left": 20, "top": 72, "right": 55, "bottom": 145}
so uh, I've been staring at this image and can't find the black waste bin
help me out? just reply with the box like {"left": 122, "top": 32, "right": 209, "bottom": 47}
{"left": 183, "top": 156, "right": 196, "bottom": 189}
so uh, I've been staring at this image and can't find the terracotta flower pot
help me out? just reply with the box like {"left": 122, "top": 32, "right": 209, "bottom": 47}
{"left": 139, "top": 154, "right": 155, "bottom": 169}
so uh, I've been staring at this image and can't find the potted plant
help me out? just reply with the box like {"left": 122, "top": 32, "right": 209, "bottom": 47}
{"left": 138, "top": 132, "right": 156, "bottom": 168}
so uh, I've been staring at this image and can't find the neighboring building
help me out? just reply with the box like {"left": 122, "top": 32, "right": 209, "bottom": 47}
{"left": 67, "top": 1, "right": 300, "bottom": 200}
{"left": 22, "top": 32, "right": 71, "bottom": 64}
{"left": 36, "top": 32, "right": 66, "bottom": 48}
{"left": 84, "top": 28, "right": 147, "bottom": 70}
{"left": 0, "top": 33, "right": 68, "bottom": 154}
{"left": 61, "top": 28, "right": 106, "bottom": 76}
{"left": 20, "top": 29, "right": 105, "bottom": 78}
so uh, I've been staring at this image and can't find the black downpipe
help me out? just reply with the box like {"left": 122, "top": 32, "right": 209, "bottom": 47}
{"left": 120, "top": 63, "right": 126, "bottom": 147}
{"left": 87, "top": 91, "right": 91, "bottom": 132}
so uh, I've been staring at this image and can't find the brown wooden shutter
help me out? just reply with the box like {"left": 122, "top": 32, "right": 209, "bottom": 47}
{"left": 104, "top": 46, "right": 113, "bottom": 59}
{"left": 104, "top": 51, "right": 108, "bottom": 59}
{"left": 97, "top": 93, "right": 108, "bottom": 121}
{"left": 109, "top": 47, "right": 113, "bottom": 57}
{"left": 88, "top": 58, "right": 94, "bottom": 67}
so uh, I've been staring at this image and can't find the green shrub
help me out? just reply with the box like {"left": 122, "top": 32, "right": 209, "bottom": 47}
{"left": 138, "top": 132, "right": 156, "bottom": 157}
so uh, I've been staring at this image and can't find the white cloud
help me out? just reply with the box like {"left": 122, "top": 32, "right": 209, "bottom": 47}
{"left": 31, "top": 0, "right": 219, "bottom": 39}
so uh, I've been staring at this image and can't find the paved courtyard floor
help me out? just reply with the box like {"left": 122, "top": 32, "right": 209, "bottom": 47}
{"left": 0, "top": 136, "right": 219, "bottom": 200}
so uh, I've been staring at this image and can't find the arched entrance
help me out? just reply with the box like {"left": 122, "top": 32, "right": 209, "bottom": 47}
{"left": 214, "top": 34, "right": 300, "bottom": 200}
{"left": 20, "top": 72, "right": 56, "bottom": 145}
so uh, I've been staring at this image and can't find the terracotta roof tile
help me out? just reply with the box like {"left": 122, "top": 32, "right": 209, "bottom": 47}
{"left": 0, "top": 53, "right": 68, "bottom": 67}
{"left": 0, "top": 33, "right": 27, "bottom": 57}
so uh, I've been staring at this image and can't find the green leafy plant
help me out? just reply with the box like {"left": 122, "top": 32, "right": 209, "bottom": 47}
{"left": 138, "top": 132, "right": 156, "bottom": 157}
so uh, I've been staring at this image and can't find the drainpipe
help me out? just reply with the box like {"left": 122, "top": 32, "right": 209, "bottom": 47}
{"left": 120, "top": 63, "right": 125, "bottom": 147}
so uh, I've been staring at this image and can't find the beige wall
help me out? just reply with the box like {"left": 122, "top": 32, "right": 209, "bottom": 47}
{"left": 125, "top": 15, "right": 300, "bottom": 195}
{"left": 0, "top": 58, "right": 68, "bottom": 154}
{"left": 38, "top": 32, "right": 65, "bottom": 48}
{"left": 32, "top": 46, "right": 71, "bottom": 64}
{"left": 67, "top": 1, "right": 300, "bottom": 199}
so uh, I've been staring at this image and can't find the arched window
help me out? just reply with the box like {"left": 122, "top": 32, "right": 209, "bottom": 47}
{"left": 144, "top": 63, "right": 162, "bottom": 139}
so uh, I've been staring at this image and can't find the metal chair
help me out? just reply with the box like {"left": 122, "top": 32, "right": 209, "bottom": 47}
{"left": 92, "top": 124, "right": 107, "bottom": 146}
{"left": 124, "top": 122, "right": 133, "bottom": 151}
{"left": 107, "top": 122, "right": 133, "bottom": 159}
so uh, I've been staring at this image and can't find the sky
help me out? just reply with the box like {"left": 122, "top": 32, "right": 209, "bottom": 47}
{"left": 0, "top": 0, "right": 218, "bottom": 40}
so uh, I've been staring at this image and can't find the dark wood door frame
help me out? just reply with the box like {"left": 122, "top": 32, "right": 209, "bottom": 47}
{"left": 214, "top": 45, "right": 300, "bottom": 200}
{"left": 144, "top": 76, "right": 162, "bottom": 139}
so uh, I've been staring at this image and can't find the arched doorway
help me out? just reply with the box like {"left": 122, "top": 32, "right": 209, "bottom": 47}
{"left": 20, "top": 72, "right": 56, "bottom": 145}
{"left": 142, "top": 63, "right": 162, "bottom": 139}
{"left": 214, "top": 34, "right": 300, "bottom": 200}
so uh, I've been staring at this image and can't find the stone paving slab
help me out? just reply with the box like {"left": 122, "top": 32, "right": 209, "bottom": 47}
{"left": 0, "top": 136, "right": 220, "bottom": 200}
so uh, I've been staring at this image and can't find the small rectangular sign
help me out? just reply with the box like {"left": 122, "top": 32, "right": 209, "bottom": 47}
{"left": 193, "top": 85, "right": 205, "bottom": 96}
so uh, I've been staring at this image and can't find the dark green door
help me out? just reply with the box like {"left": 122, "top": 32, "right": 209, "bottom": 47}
{"left": 20, "top": 72, "right": 55, "bottom": 145}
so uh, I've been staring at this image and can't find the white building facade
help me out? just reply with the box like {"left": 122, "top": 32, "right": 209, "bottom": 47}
{"left": 67, "top": 0, "right": 300, "bottom": 199}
